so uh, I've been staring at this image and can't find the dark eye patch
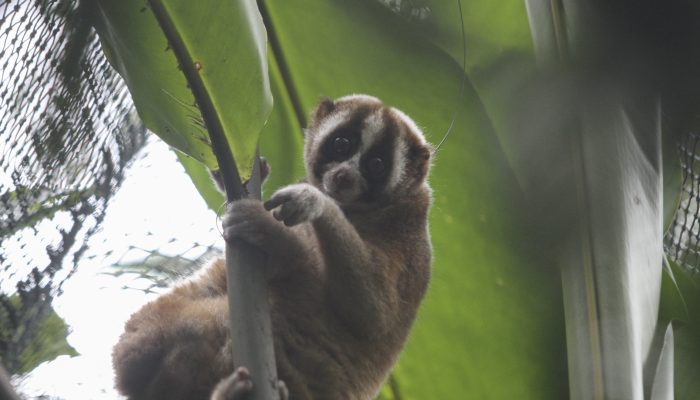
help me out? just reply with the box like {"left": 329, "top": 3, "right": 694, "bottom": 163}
{"left": 333, "top": 137, "right": 351, "bottom": 155}
{"left": 366, "top": 157, "right": 385, "bottom": 176}
{"left": 360, "top": 132, "right": 396, "bottom": 203}
{"left": 322, "top": 128, "right": 360, "bottom": 161}
{"left": 313, "top": 124, "right": 365, "bottom": 181}
{"left": 361, "top": 146, "right": 392, "bottom": 182}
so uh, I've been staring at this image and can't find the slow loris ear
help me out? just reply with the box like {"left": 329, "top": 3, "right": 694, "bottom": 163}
{"left": 310, "top": 97, "right": 335, "bottom": 124}
{"left": 409, "top": 143, "right": 433, "bottom": 182}
{"left": 304, "top": 98, "right": 336, "bottom": 142}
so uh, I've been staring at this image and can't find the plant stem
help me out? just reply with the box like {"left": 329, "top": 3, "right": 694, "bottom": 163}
{"left": 146, "top": 2, "right": 279, "bottom": 399}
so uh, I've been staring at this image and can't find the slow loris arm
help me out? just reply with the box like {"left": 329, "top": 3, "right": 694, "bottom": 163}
{"left": 264, "top": 183, "right": 397, "bottom": 335}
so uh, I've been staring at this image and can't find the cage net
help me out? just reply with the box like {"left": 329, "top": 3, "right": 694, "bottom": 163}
{"left": 0, "top": 0, "right": 149, "bottom": 375}
{"left": 0, "top": 2, "right": 227, "bottom": 391}
{"left": 664, "top": 132, "right": 700, "bottom": 274}
{"left": 0, "top": 2, "right": 226, "bottom": 387}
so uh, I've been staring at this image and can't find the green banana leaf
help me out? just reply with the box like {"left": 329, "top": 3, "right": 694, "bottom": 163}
{"left": 255, "top": 1, "right": 568, "bottom": 398}
{"left": 524, "top": 1, "right": 669, "bottom": 399}
{"left": 17, "top": 310, "right": 79, "bottom": 375}
{"left": 4, "top": 299, "right": 79, "bottom": 375}
{"left": 91, "top": 0, "right": 272, "bottom": 180}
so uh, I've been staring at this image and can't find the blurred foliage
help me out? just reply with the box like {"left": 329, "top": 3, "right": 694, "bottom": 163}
{"left": 15, "top": 305, "right": 79, "bottom": 376}
{"left": 525, "top": 2, "right": 669, "bottom": 398}
{"left": 0, "top": 296, "right": 77, "bottom": 375}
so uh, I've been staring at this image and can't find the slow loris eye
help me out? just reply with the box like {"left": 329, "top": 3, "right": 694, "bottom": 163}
{"left": 333, "top": 137, "right": 351, "bottom": 155}
{"left": 367, "top": 157, "right": 385, "bottom": 175}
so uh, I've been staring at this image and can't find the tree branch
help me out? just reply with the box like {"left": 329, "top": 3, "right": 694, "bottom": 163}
{"left": 146, "top": 2, "right": 279, "bottom": 399}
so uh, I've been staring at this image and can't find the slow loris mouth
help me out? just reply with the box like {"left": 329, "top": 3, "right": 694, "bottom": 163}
{"left": 323, "top": 183, "right": 359, "bottom": 204}
{"left": 322, "top": 172, "right": 363, "bottom": 205}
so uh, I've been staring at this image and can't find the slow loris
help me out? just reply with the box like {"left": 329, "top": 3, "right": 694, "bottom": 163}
{"left": 112, "top": 94, "right": 433, "bottom": 400}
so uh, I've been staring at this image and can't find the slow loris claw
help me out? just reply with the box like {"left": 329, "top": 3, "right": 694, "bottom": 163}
{"left": 222, "top": 198, "right": 274, "bottom": 245}
{"left": 210, "top": 367, "right": 252, "bottom": 400}
{"left": 211, "top": 367, "right": 289, "bottom": 400}
{"left": 264, "top": 183, "right": 327, "bottom": 226}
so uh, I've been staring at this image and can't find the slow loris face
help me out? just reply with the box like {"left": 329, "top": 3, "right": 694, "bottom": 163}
{"left": 305, "top": 94, "right": 431, "bottom": 207}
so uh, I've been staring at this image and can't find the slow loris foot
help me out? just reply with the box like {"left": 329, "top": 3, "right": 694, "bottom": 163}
{"left": 211, "top": 367, "right": 288, "bottom": 400}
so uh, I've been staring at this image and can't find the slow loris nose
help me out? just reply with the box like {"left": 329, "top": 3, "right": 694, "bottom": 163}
{"left": 333, "top": 169, "right": 353, "bottom": 190}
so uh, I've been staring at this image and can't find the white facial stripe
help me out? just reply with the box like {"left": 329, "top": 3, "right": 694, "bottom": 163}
{"left": 309, "top": 109, "right": 351, "bottom": 157}
{"left": 336, "top": 93, "right": 382, "bottom": 105}
{"left": 387, "top": 138, "right": 408, "bottom": 191}
{"left": 360, "top": 110, "right": 384, "bottom": 153}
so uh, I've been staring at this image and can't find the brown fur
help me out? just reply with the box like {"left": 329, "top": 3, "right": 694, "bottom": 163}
{"left": 112, "top": 95, "right": 433, "bottom": 400}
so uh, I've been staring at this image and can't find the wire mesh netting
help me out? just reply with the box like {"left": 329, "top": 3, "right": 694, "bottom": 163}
{"left": 0, "top": 0, "right": 148, "bottom": 375}
{"left": 9, "top": 138, "right": 224, "bottom": 398}
{"left": 0, "top": 2, "right": 226, "bottom": 391}
{"left": 664, "top": 132, "right": 700, "bottom": 274}
{"left": 0, "top": 2, "right": 264, "bottom": 396}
